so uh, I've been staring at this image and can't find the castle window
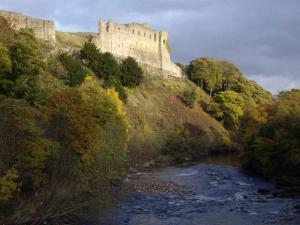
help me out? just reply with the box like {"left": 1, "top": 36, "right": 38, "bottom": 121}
{"left": 118, "top": 27, "right": 120, "bottom": 31}
{"left": 132, "top": 29, "right": 134, "bottom": 34}
{"left": 149, "top": 34, "right": 151, "bottom": 39}
{"left": 163, "top": 39, "right": 166, "bottom": 44}
{"left": 154, "top": 34, "right": 157, "bottom": 41}
{"left": 138, "top": 31, "right": 140, "bottom": 36}
{"left": 144, "top": 33, "right": 146, "bottom": 37}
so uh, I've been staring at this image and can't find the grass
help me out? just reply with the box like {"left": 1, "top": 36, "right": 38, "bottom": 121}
{"left": 55, "top": 31, "right": 92, "bottom": 49}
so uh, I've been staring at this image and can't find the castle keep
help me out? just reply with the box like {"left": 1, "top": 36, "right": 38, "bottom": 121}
{"left": 0, "top": 10, "right": 183, "bottom": 78}
{"left": 0, "top": 10, "right": 55, "bottom": 42}
{"left": 93, "top": 20, "right": 182, "bottom": 78}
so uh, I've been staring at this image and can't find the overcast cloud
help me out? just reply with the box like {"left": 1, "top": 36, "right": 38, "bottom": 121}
{"left": 0, "top": 0, "right": 299, "bottom": 93}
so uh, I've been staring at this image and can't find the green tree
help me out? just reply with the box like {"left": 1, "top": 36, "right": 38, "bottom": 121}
{"left": 98, "top": 52, "right": 121, "bottom": 80}
{"left": 188, "top": 57, "right": 222, "bottom": 97}
{"left": 120, "top": 57, "right": 143, "bottom": 88}
{"left": 58, "top": 53, "right": 89, "bottom": 87}
{"left": 79, "top": 41, "right": 102, "bottom": 72}
{"left": 10, "top": 29, "right": 45, "bottom": 79}
{"left": 0, "top": 43, "right": 14, "bottom": 94}
{"left": 207, "top": 90, "right": 245, "bottom": 129}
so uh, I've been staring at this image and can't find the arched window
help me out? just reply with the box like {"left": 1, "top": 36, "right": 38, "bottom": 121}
{"left": 138, "top": 31, "right": 140, "bottom": 36}
{"left": 132, "top": 29, "right": 135, "bottom": 34}
{"left": 154, "top": 34, "right": 157, "bottom": 42}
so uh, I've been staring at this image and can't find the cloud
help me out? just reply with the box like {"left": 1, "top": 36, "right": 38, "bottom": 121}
{"left": 0, "top": 0, "right": 299, "bottom": 94}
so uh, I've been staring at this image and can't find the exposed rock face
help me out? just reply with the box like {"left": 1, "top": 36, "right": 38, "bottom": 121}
{"left": 93, "top": 20, "right": 183, "bottom": 78}
{"left": 0, "top": 10, "right": 55, "bottom": 42}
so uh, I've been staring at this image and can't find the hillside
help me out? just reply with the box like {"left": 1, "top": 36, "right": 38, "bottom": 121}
{"left": 126, "top": 77, "right": 230, "bottom": 166}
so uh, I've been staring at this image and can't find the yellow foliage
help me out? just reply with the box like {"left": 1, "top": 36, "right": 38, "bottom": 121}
{"left": 0, "top": 169, "right": 20, "bottom": 204}
{"left": 85, "top": 75, "right": 93, "bottom": 81}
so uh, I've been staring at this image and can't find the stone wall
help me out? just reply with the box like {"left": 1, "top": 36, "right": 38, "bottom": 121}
{"left": 0, "top": 10, "right": 55, "bottom": 42}
{"left": 93, "top": 19, "right": 183, "bottom": 78}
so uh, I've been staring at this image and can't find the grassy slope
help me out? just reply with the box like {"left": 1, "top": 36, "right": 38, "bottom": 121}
{"left": 126, "top": 77, "right": 229, "bottom": 166}
{"left": 55, "top": 31, "right": 91, "bottom": 49}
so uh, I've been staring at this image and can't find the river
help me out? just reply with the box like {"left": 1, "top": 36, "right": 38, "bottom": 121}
{"left": 99, "top": 154, "right": 300, "bottom": 225}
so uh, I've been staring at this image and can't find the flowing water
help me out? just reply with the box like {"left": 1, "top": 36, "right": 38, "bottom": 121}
{"left": 99, "top": 154, "right": 300, "bottom": 225}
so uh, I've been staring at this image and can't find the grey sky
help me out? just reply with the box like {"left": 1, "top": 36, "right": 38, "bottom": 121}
{"left": 1, "top": 0, "right": 299, "bottom": 93}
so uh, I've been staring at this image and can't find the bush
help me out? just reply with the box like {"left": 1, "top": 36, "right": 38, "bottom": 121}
{"left": 120, "top": 57, "right": 143, "bottom": 88}
{"left": 182, "top": 89, "right": 197, "bottom": 108}
{"left": 103, "top": 75, "right": 128, "bottom": 102}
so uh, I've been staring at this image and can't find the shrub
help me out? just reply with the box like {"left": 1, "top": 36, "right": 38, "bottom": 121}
{"left": 103, "top": 76, "right": 128, "bottom": 103}
{"left": 120, "top": 57, "right": 143, "bottom": 88}
{"left": 182, "top": 89, "right": 197, "bottom": 108}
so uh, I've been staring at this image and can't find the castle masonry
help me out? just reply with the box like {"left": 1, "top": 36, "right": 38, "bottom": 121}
{"left": 0, "top": 10, "right": 56, "bottom": 42}
{"left": 93, "top": 20, "right": 183, "bottom": 78}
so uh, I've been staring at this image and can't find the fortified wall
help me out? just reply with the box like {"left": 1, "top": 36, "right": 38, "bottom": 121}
{"left": 0, "top": 10, "right": 183, "bottom": 78}
{"left": 93, "top": 20, "right": 183, "bottom": 78}
{"left": 0, "top": 10, "right": 55, "bottom": 42}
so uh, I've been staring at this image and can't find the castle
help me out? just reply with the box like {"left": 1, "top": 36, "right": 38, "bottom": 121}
{"left": 93, "top": 20, "right": 182, "bottom": 78}
{"left": 0, "top": 10, "right": 183, "bottom": 78}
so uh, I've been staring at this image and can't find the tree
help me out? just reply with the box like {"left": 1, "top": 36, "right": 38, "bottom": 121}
{"left": 240, "top": 89, "right": 300, "bottom": 185}
{"left": 58, "top": 53, "right": 89, "bottom": 87}
{"left": 0, "top": 43, "right": 12, "bottom": 76}
{"left": 207, "top": 90, "right": 245, "bottom": 130}
{"left": 120, "top": 57, "right": 143, "bottom": 88}
{"left": 98, "top": 52, "right": 121, "bottom": 80}
{"left": 0, "top": 43, "right": 14, "bottom": 94}
{"left": 188, "top": 57, "right": 222, "bottom": 97}
{"left": 0, "top": 98, "right": 53, "bottom": 204}
{"left": 79, "top": 41, "right": 102, "bottom": 71}
{"left": 10, "top": 29, "right": 45, "bottom": 79}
